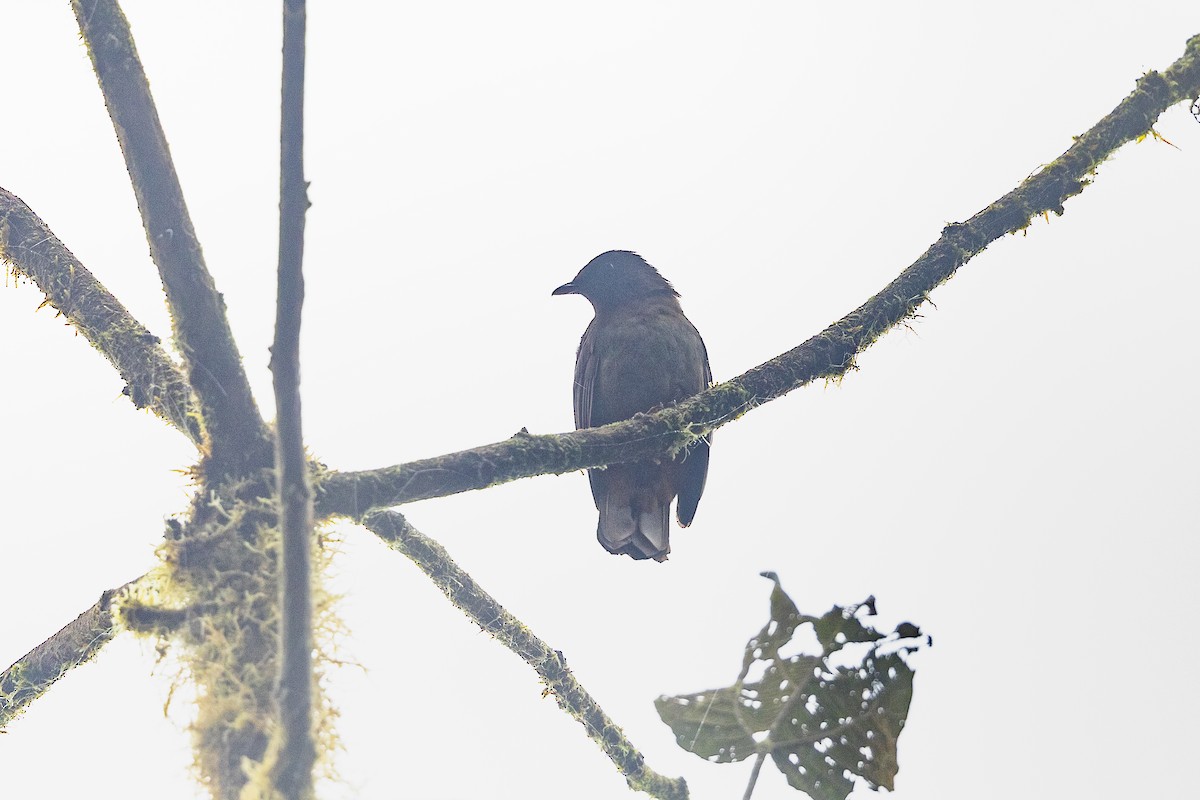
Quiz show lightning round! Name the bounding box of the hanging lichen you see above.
[118,468,342,800]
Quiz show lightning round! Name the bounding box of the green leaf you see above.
[742,571,812,672]
[656,575,928,800]
[654,687,758,763]
[811,597,882,653]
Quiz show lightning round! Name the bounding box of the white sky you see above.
[2,3,1199,799]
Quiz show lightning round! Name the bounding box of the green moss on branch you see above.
[0,188,202,443]
[363,510,689,800]
[318,33,1200,519]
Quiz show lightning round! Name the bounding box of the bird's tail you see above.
[598,494,671,562]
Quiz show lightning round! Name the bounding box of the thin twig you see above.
[317,32,1200,519]
[361,510,689,800]
[0,188,201,443]
[270,0,315,796]
[0,577,143,728]
[71,0,270,476]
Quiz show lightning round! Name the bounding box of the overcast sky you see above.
[3,3,1199,800]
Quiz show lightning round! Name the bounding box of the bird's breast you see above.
[588,304,708,426]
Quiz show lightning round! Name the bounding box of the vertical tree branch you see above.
[71,0,270,476]
[270,0,315,797]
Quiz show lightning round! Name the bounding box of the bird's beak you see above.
[551,282,577,296]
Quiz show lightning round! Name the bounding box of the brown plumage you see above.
[553,250,711,561]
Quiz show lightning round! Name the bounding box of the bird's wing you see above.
[573,320,609,510]
[675,320,712,527]
[573,319,598,430]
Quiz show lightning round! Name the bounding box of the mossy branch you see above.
[318,32,1200,520]
[0,577,142,728]
[0,188,201,444]
[362,510,689,800]
[71,0,270,477]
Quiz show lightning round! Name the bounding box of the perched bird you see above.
[552,250,711,561]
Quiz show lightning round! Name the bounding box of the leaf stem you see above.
[742,752,768,800]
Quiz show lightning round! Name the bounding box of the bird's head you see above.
[552,250,679,311]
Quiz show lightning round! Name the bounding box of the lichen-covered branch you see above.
[0,577,142,728]
[0,188,201,444]
[319,32,1200,520]
[72,0,270,476]
[361,510,689,800]
[270,1,316,797]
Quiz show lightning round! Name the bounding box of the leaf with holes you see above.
[655,574,928,800]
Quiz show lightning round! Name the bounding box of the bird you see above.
[552,250,711,561]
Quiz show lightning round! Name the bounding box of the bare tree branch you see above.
[270,0,316,796]
[0,188,201,444]
[318,33,1200,520]
[361,510,689,800]
[71,0,270,476]
[0,577,142,728]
